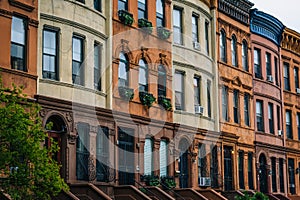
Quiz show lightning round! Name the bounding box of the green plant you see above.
[138,18,153,34]
[118,10,134,26]
[158,96,172,111]
[141,175,160,186]
[118,86,134,101]
[235,192,269,200]
[139,91,156,107]
[157,27,171,40]
[161,176,176,190]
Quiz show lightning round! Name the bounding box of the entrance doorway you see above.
[179,138,189,188]
[259,154,268,193]
[118,127,134,185]
[224,146,233,191]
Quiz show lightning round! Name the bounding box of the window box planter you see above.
[118,86,134,101]
[158,96,172,111]
[138,18,153,34]
[141,175,160,186]
[139,91,156,107]
[118,10,134,26]
[157,27,171,40]
[160,176,176,190]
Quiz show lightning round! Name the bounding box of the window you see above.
[268,103,274,134]
[222,86,228,121]
[297,113,300,140]
[94,43,101,90]
[198,144,207,178]
[144,138,153,175]
[266,53,272,77]
[72,36,84,85]
[284,63,290,91]
[192,15,199,43]
[159,140,168,177]
[158,65,166,96]
[231,35,237,66]
[43,29,58,80]
[11,16,26,71]
[138,0,147,19]
[194,76,200,106]
[274,57,279,86]
[207,81,211,118]
[286,110,292,139]
[173,8,182,45]
[277,105,281,132]
[248,152,254,189]
[139,59,148,92]
[220,30,226,62]
[233,90,239,123]
[256,100,264,132]
[205,21,209,54]
[76,123,90,180]
[175,71,184,110]
[96,127,109,181]
[118,52,129,87]
[238,151,244,189]
[244,93,250,126]
[271,157,277,192]
[118,0,127,11]
[156,0,164,27]
[294,67,299,91]
[279,158,284,193]
[288,158,296,194]
[242,40,248,71]
[94,0,101,12]
[254,48,261,79]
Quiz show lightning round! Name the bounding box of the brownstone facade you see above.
[0,0,38,97]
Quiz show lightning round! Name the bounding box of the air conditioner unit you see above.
[267,75,273,82]
[199,177,211,187]
[193,41,200,50]
[278,130,282,136]
[296,88,300,94]
[195,105,204,115]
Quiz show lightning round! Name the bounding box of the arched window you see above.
[139,59,148,92]
[144,138,153,175]
[118,52,129,87]
[160,139,168,177]
[158,65,167,96]
[231,35,237,66]
[220,30,226,62]
[156,0,164,27]
[242,40,248,71]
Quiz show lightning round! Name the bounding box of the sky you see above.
[250,0,300,33]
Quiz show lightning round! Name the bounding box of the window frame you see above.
[144,137,153,175]
[294,67,299,91]
[284,62,291,91]
[42,27,59,80]
[220,30,227,62]
[94,0,101,12]
[222,86,229,121]
[233,89,239,124]
[138,0,147,19]
[192,14,199,43]
[242,40,248,71]
[118,0,127,11]
[286,110,292,139]
[266,52,272,77]
[72,35,84,85]
[254,48,262,79]
[207,80,212,118]
[297,112,300,141]
[158,65,167,97]
[175,71,184,110]
[256,100,264,132]
[138,59,148,92]
[231,35,237,67]
[159,139,168,177]
[173,7,183,45]
[193,76,201,106]
[205,21,210,55]
[244,93,250,126]
[94,42,102,90]
[118,52,129,87]
[156,0,165,27]
[268,103,274,134]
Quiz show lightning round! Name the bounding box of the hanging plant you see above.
[158,96,172,111]
[157,27,171,40]
[138,18,153,34]
[118,10,134,26]
[118,86,134,101]
[139,91,156,107]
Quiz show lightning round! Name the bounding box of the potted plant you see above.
[138,18,153,34]
[141,175,160,186]
[118,86,134,101]
[158,96,172,111]
[118,10,134,26]
[139,91,156,107]
[160,176,176,190]
[157,27,171,40]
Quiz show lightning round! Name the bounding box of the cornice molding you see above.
[281,28,300,56]
[173,0,212,20]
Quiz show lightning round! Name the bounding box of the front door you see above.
[259,154,268,193]
[179,151,189,188]
[118,128,134,185]
[224,146,233,191]
[46,131,62,164]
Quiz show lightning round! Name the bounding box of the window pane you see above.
[144,138,153,175]
[160,140,167,177]
[43,55,55,72]
[94,43,101,90]
[73,37,82,62]
[194,77,200,105]
[118,0,127,10]
[139,60,148,91]
[11,17,25,45]
[43,30,56,55]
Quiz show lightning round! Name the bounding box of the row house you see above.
[216,0,255,192]
[281,27,300,197]
[250,9,286,195]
